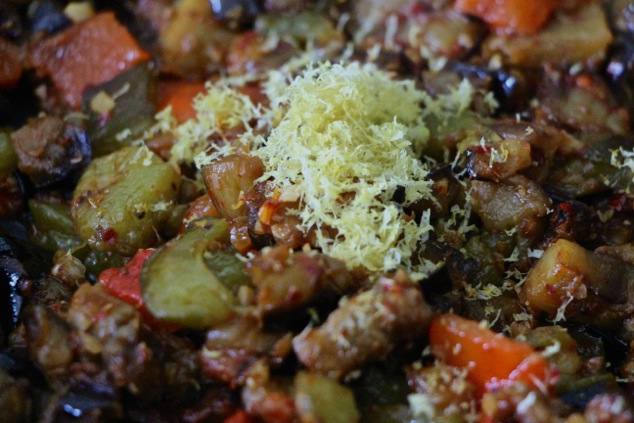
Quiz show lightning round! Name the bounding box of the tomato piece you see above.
[429,313,551,394]
[157,79,206,123]
[30,12,150,109]
[99,249,153,308]
[454,0,557,35]
[99,249,178,331]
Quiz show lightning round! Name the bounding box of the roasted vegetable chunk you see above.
[71,145,180,256]
[141,220,247,328]
[522,239,634,327]
[10,116,90,187]
[202,154,265,219]
[248,245,358,315]
[293,271,431,380]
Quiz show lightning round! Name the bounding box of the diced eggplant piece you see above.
[10,116,91,187]
[201,314,292,384]
[248,245,358,315]
[536,74,630,136]
[0,237,25,344]
[22,305,73,376]
[522,239,634,327]
[0,367,30,423]
[141,220,246,328]
[0,172,24,220]
[158,0,237,78]
[468,175,551,238]
[466,138,533,181]
[446,61,534,113]
[483,3,612,68]
[294,371,360,423]
[83,64,157,157]
[71,145,180,256]
[202,154,265,219]
[293,271,431,380]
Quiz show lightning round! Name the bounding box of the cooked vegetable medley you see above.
[3,0,634,422]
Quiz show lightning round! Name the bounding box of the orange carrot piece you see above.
[0,37,22,89]
[30,12,150,109]
[157,79,206,123]
[454,0,557,35]
[429,313,551,394]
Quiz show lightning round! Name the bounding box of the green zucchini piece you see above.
[83,64,157,157]
[294,371,360,423]
[71,145,180,256]
[29,199,83,252]
[141,220,238,328]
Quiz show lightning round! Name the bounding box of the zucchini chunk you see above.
[71,145,180,256]
[141,220,246,328]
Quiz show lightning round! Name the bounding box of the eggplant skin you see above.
[0,242,25,345]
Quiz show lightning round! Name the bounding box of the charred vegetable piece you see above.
[429,313,551,394]
[29,12,150,109]
[248,245,357,315]
[71,145,180,256]
[294,371,360,423]
[141,220,244,328]
[521,239,634,326]
[83,64,157,157]
[10,116,91,187]
[202,154,265,218]
[158,0,237,78]
[0,237,25,344]
[201,314,292,384]
[293,271,431,380]
[22,305,73,376]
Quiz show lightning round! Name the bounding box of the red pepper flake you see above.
[545,284,556,294]
[100,227,118,245]
[559,202,574,215]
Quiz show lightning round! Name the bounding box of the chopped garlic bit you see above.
[89,91,115,115]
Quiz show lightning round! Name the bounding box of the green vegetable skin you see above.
[71,145,180,256]
[141,220,245,328]
[29,199,82,252]
[83,64,157,157]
